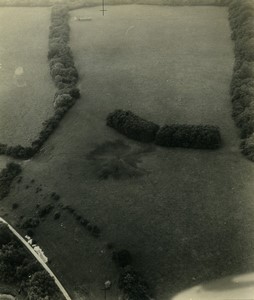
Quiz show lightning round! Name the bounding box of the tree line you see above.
[107,109,222,150]
[228,0,254,161]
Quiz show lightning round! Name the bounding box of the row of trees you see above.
[107,109,222,150]
[107,109,160,143]
[0,5,80,160]
[155,124,221,149]
[0,223,60,299]
[228,0,254,161]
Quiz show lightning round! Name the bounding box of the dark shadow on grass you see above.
[86,139,155,179]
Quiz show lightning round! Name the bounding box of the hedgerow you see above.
[155,124,222,149]
[106,110,160,143]
[0,5,80,160]
[107,110,222,150]
[228,0,254,161]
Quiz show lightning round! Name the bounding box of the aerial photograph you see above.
[0,0,254,299]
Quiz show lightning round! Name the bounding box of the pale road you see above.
[0,217,72,300]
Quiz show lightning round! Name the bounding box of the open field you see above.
[0,8,55,146]
[1,4,254,300]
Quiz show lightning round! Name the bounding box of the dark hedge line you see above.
[228,0,254,161]
[0,5,80,160]
[155,124,222,149]
[63,205,101,238]
[106,110,160,143]
[0,223,60,299]
[0,163,22,200]
[107,110,222,150]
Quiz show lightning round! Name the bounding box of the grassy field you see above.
[0,8,55,146]
[2,5,254,300]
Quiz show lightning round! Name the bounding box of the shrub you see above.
[91,225,101,238]
[12,203,19,210]
[0,241,27,283]
[54,86,80,100]
[107,110,160,143]
[16,260,40,282]
[118,265,150,300]
[20,217,39,229]
[54,212,61,220]
[0,223,12,247]
[0,163,22,200]
[26,270,58,300]
[112,249,132,268]
[5,145,34,159]
[37,204,54,218]
[54,94,74,109]
[51,192,60,201]
[241,133,254,161]
[0,143,7,155]
[155,124,221,149]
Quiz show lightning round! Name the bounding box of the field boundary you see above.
[228,0,254,161]
[0,5,80,161]
[0,217,72,300]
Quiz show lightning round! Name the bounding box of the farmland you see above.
[1,3,254,300]
[0,7,55,146]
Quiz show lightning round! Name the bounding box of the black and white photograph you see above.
[0,0,254,299]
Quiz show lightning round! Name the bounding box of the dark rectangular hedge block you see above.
[106,110,160,143]
[155,124,222,149]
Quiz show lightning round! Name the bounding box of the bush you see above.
[54,86,80,100]
[54,212,61,220]
[112,249,132,268]
[12,203,19,210]
[51,192,60,201]
[20,217,39,229]
[155,124,221,149]
[54,94,75,109]
[0,242,26,283]
[0,223,12,247]
[26,270,58,300]
[107,110,160,143]
[0,163,22,200]
[37,204,54,218]
[241,133,254,161]
[5,145,34,159]
[118,265,150,300]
